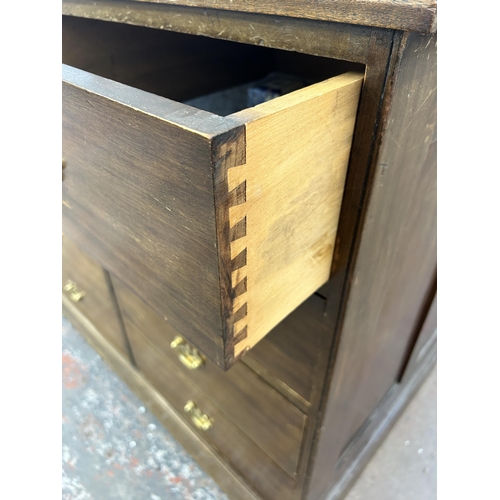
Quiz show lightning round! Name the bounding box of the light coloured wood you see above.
[227,72,363,357]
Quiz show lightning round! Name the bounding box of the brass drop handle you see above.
[184,400,213,431]
[63,280,86,303]
[170,336,204,370]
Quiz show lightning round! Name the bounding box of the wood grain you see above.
[113,258,327,412]
[62,64,246,368]
[62,1,373,64]
[135,0,437,32]
[128,327,297,499]
[63,35,363,368]
[296,29,398,500]
[59,9,440,499]
[63,15,275,102]
[63,260,436,500]
[112,276,307,478]
[64,0,437,33]
[306,31,437,500]
[242,293,326,408]
[62,298,263,500]
[401,288,437,385]
[228,72,363,358]
[324,344,436,500]
[62,235,129,358]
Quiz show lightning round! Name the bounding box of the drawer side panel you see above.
[228,72,363,359]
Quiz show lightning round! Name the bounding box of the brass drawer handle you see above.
[63,280,86,303]
[170,336,204,370]
[184,400,213,431]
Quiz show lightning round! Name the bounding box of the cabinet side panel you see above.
[307,31,436,500]
[401,289,437,384]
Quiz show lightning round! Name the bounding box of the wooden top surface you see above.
[125,0,437,33]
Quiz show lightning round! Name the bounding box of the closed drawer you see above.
[113,276,307,479]
[128,327,297,500]
[114,270,325,408]
[62,235,127,358]
[62,16,363,369]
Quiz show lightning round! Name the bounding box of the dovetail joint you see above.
[228,172,248,346]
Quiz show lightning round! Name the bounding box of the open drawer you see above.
[62,16,363,369]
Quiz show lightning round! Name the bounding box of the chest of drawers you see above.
[62,2,437,498]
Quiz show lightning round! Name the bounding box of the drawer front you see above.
[113,277,307,478]
[62,65,232,367]
[62,18,362,369]
[62,236,127,357]
[113,269,325,407]
[128,327,296,500]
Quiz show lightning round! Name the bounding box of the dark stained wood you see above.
[103,269,137,367]
[112,256,328,413]
[130,0,437,33]
[211,127,248,367]
[62,0,373,63]
[324,344,436,500]
[62,64,245,368]
[62,235,129,358]
[129,327,297,500]
[318,29,403,306]
[242,294,326,406]
[296,28,399,498]
[306,31,437,500]
[329,29,400,279]
[63,0,437,33]
[62,20,363,369]
[62,298,263,500]
[274,51,364,82]
[112,276,307,478]
[61,7,438,500]
[64,275,436,500]
[401,289,437,385]
[62,15,276,102]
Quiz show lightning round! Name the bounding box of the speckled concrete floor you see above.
[62,317,228,500]
[344,366,437,500]
[62,316,436,500]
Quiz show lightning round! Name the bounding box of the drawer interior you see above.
[62,16,363,116]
